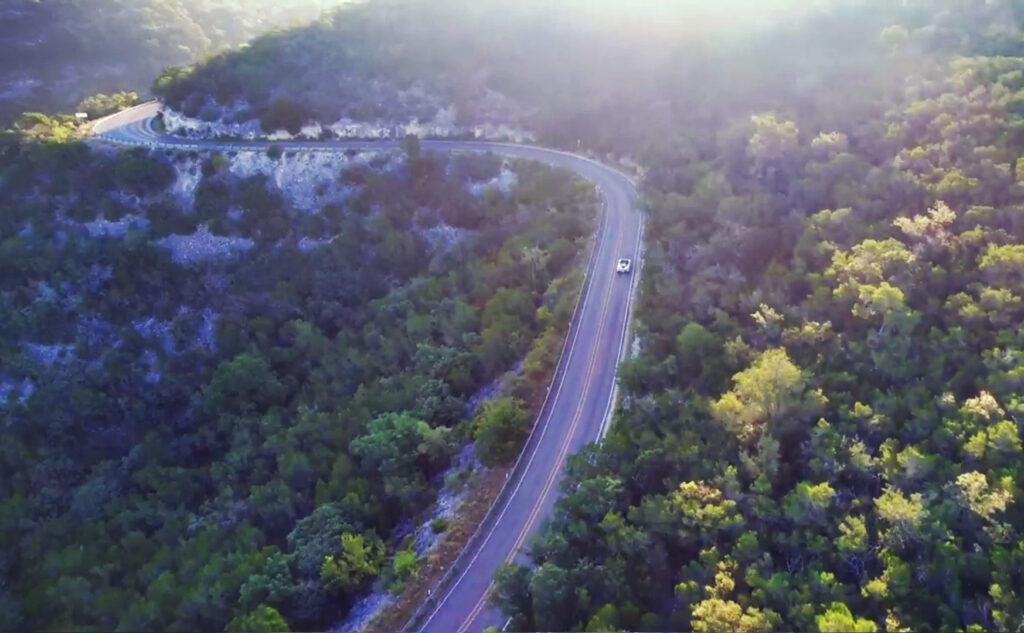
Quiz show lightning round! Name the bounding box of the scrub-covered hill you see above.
[152,0,1016,154]
[0,0,352,126]
[0,136,594,631]
[152,0,813,150]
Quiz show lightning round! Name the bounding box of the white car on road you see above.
[616,258,632,274]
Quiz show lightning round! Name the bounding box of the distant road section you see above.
[92,102,643,633]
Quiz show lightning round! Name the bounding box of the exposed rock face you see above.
[161,103,535,143]
[468,165,518,195]
[163,105,264,139]
[170,155,203,202]
[85,213,149,237]
[155,224,255,264]
[226,148,382,212]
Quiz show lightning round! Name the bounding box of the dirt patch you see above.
[362,464,509,633]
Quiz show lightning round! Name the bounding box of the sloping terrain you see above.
[0,138,594,631]
[0,0,351,126]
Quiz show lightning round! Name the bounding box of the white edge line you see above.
[415,176,614,632]
[449,173,633,632]
[597,197,644,441]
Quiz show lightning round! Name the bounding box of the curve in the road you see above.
[91,103,643,633]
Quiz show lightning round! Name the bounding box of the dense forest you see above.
[10,0,1024,631]
[0,0,351,127]
[488,2,1024,633]
[0,134,594,631]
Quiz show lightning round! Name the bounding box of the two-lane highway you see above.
[91,103,642,633]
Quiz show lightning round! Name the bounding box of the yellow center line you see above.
[456,197,625,632]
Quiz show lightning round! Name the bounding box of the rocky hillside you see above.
[0,136,594,631]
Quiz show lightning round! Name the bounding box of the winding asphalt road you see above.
[92,103,642,633]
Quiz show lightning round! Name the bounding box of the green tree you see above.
[586,604,625,632]
[225,604,290,632]
[954,471,1013,519]
[76,92,139,118]
[875,487,927,545]
[691,598,772,633]
[350,412,453,510]
[528,562,576,632]
[710,348,824,445]
[980,244,1024,287]
[202,352,286,417]
[747,113,800,180]
[836,516,868,557]
[474,397,531,466]
[402,134,421,159]
[392,548,419,581]
[815,602,876,633]
[287,503,358,579]
[12,112,77,142]
[782,481,835,526]
[239,551,293,610]
[480,287,537,374]
[320,532,385,595]
[261,97,308,134]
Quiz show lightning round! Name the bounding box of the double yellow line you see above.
[455,195,626,632]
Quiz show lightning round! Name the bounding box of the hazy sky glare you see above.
[237,0,837,47]
[537,0,827,19]
[238,0,836,22]
[522,0,837,49]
